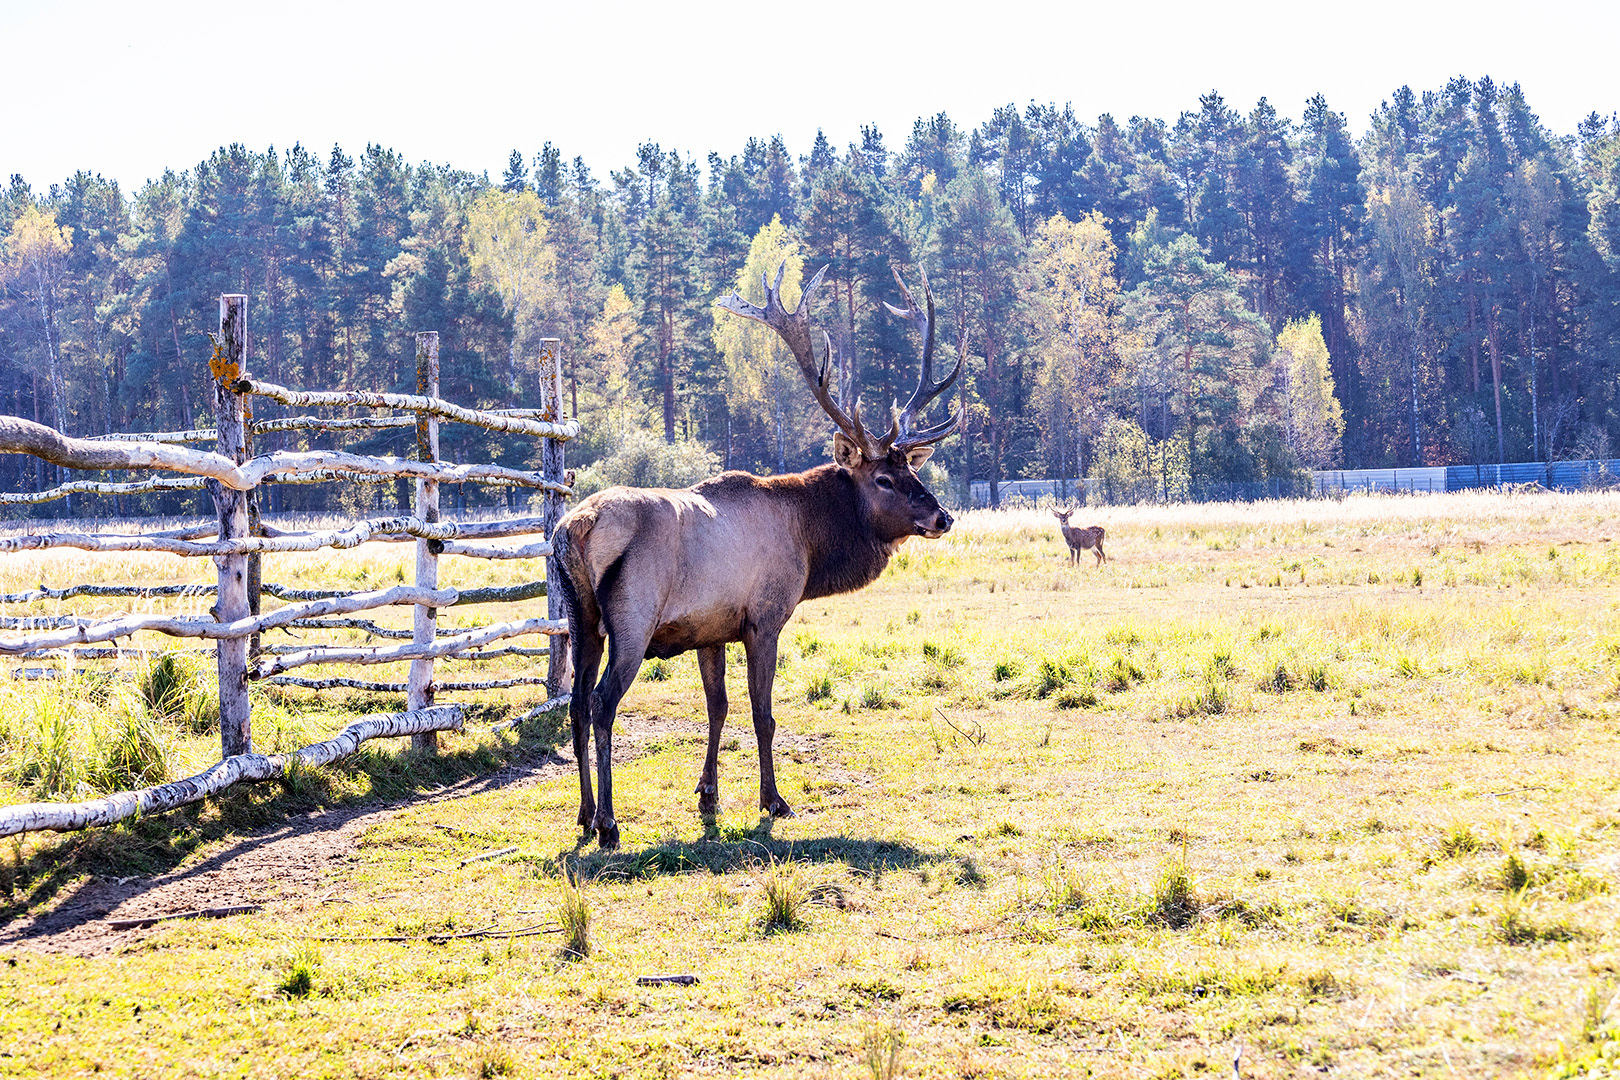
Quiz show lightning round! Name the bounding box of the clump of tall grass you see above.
[557,868,591,958]
[0,680,171,799]
[138,650,219,733]
[276,941,322,998]
[757,857,807,933]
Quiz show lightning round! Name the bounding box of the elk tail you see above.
[549,519,593,659]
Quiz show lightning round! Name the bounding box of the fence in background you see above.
[967,459,1620,506]
[0,294,576,838]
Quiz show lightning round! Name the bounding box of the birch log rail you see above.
[235,378,581,440]
[250,620,565,677]
[0,586,460,653]
[0,706,464,838]
[0,292,575,837]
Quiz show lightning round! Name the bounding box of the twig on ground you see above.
[106,904,261,930]
[312,921,561,943]
[636,974,700,986]
[458,846,519,867]
[936,706,986,746]
[1487,786,1546,798]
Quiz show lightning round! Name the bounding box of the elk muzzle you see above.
[917,509,953,539]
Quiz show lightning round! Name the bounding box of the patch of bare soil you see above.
[0,711,741,958]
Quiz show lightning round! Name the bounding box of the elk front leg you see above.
[695,645,727,815]
[743,630,793,818]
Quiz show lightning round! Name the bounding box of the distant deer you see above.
[1053,508,1107,566]
[551,265,960,850]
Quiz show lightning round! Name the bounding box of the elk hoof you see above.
[695,783,719,815]
[577,803,596,830]
[762,795,795,819]
[592,812,619,851]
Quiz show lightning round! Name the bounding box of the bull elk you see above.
[551,265,960,849]
[1053,508,1107,566]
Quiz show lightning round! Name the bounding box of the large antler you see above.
[879,267,962,454]
[715,263,881,459]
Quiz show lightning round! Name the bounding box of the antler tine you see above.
[714,262,880,459]
[879,266,963,454]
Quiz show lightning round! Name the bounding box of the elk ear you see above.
[904,445,935,470]
[832,432,866,470]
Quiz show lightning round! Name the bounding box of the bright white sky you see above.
[3,0,1617,194]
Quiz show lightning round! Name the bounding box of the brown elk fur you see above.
[553,452,953,852]
[1053,508,1107,566]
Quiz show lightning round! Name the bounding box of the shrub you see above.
[572,430,719,497]
[805,674,833,702]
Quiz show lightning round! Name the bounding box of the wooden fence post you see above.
[538,338,568,698]
[210,295,253,758]
[408,331,441,752]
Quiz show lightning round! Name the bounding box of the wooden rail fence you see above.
[0,294,575,838]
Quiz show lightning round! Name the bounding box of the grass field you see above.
[1,491,1618,1078]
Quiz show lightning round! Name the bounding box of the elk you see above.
[550,265,960,849]
[1053,508,1107,566]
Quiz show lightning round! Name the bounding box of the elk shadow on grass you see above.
[0,702,572,942]
[556,820,966,886]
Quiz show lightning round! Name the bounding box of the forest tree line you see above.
[4,75,1620,515]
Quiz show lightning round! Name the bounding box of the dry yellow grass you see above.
[0,490,1617,1078]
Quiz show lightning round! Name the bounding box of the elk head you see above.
[716,263,961,542]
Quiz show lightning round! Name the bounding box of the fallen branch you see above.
[491,695,571,731]
[0,585,458,654]
[458,846,519,868]
[313,921,561,944]
[636,975,700,986]
[106,904,261,930]
[0,705,464,837]
[236,379,580,441]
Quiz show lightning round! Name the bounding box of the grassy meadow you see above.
[1,491,1618,1078]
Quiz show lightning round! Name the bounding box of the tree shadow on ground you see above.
[0,702,570,936]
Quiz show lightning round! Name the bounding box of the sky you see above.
[3,0,1618,194]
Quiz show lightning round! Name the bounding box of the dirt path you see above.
[0,714,724,958]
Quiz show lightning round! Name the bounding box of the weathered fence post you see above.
[209,295,253,758]
[538,338,569,698]
[408,331,441,752]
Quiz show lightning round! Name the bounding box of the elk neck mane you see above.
[696,463,895,602]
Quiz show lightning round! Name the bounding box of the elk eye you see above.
[875,475,894,490]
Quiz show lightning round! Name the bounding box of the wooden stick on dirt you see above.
[636,974,701,987]
[106,904,262,930]
[457,846,519,867]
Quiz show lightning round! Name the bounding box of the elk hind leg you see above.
[569,627,605,830]
[588,628,650,851]
[695,645,726,816]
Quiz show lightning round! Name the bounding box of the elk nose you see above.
[935,510,953,533]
